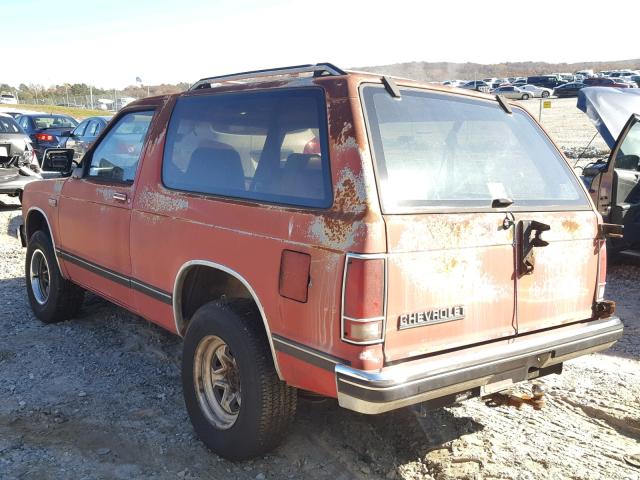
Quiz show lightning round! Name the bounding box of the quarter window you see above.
[86,111,153,183]
[162,89,332,208]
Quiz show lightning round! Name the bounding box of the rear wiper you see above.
[491,197,513,208]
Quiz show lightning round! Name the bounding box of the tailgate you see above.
[383,212,516,362]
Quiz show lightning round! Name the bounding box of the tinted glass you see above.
[616,120,640,170]
[362,86,589,212]
[87,111,153,183]
[31,115,78,129]
[0,116,22,133]
[73,120,88,136]
[86,120,99,136]
[162,89,332,208]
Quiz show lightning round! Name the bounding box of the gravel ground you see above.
[1,100,639,479]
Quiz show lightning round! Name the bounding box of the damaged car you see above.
[0,113,40,203]
[578,87,640,251]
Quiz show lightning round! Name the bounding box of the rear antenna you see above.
[383,76,401,99]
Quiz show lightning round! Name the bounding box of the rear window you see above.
[0,116,21,134]
[162,88,332,208]
[362,85,590,212]
[31,116,78,129]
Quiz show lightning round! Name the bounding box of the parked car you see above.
[632,75,640,87]
[0,114,39,202]
[460,80,490,92]
[583,77,632,89]
[526,75,567,89]
[518,84,553,98]
[14,114,78,161]
[578,87,640,251]
[18,63,622,460]
[553,82,585,98]
[64,116,112,162]
[492,85,532,99]
[0,93,18,105]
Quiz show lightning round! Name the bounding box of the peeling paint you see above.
[138,188,188,213]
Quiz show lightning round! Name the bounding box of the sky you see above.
[1,0,638,89]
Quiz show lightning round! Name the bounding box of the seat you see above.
[278,153,325,200]
[185,147,245,194]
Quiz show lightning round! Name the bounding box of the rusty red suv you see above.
[19,63,623,460]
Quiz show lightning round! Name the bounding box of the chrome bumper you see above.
[336,317,623,414]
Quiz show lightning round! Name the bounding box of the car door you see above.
[58,109,155,309]
[598,115,640,245]
[66,120,88,160]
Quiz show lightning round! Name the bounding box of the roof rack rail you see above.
[189,63,347,90]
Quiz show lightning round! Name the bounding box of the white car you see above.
[518,84,553,98]
[0,93,18,105]
[491,86,532,100]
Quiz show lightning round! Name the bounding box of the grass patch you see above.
[3,104,111,119]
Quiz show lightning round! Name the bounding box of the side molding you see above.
[173,260,283,380]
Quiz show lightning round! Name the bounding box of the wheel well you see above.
[177,265,256,336]
[26,210,48,240]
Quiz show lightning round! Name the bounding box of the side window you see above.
[94,121,104,136]
[162,89,332,208]
[87,111,153,183]
[615,121,640,171]
[85,120,99,137]
[19,117,30,131]
[73,120,88,137]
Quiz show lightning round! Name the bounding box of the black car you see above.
[64,116,112,161]
[460,80,491,93]
[15,114,78,161]
[554,82,586,98]
[526,75,567,89]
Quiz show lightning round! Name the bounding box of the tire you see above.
[522,94,530,100]
[541,91,550,98]
[25,230,84,323]
[17,190,23,204]
[182,299,297,460]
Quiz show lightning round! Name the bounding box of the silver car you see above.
[0,114,40,203]
[492,85,532,100]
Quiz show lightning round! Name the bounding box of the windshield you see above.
[362,85,590,212]
[31,116,78,129]
[0,116,22,134]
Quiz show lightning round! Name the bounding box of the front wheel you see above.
[541,91,550,98]
[522,93,530,100]
[182,300,297,460]
[25,230,84,323]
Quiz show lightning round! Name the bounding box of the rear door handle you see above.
[113,192,127,202]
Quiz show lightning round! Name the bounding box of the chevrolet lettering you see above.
[399,305,466,329]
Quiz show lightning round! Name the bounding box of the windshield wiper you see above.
[491,197,513,208]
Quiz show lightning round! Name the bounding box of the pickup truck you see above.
[19,63,623,460]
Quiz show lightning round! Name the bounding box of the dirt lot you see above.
[1,100,639,480]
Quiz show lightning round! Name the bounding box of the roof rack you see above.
[189,63,347,90]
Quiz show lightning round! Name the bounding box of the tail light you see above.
[35,133,55,142]
[596,240,607,301]
[303,136,320,155]
[341,254,386,344]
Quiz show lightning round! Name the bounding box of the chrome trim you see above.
[173,260,283,379]
[272,334,348,372]
[343,315,385,323]
[335,317,623,414]
[26,207,63,274]
[340,253,388,345]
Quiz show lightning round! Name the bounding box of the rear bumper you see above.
[336,317,623,414]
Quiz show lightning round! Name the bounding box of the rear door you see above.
[361,85,596,362]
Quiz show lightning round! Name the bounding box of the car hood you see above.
[577,87,640,148]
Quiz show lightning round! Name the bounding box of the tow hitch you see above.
[485,383,547,411]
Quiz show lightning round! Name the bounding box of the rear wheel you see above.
[522,93,530,100]
[25,230,84,323]
[182,300,297,460]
